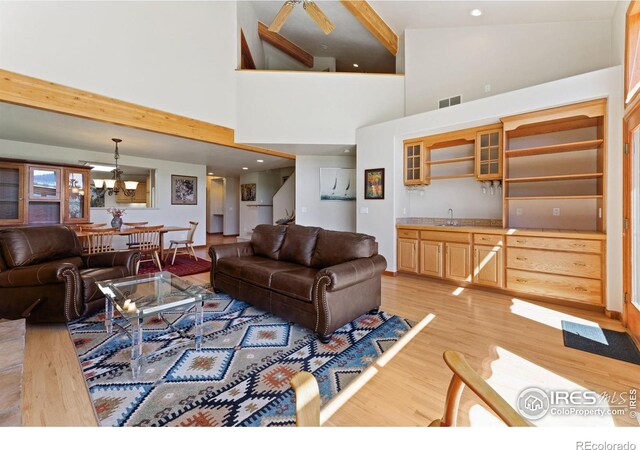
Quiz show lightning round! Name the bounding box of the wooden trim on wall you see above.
[339,1,398,56]
[625,1,640,106]
[383,270,399,277]
[0,69,296,160]
[257,21,314,68]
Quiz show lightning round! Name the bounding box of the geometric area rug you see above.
[67,284,413,426]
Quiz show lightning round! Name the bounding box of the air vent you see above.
[438,95,462,109]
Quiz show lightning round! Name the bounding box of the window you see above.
[626,1,640,104]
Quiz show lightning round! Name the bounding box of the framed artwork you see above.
[364,168,385,200]
[319,168,356,201]
[171,175,197,205]
[90,185,105,207]
[241,183,257,201]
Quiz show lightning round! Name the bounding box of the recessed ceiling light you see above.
[470,8,482,17]
[257,159,264,163]
[320,44,328,50]
[242,167,249,170]
[208,172,213,175]
[353,63,359,68]
[344,149,351,153]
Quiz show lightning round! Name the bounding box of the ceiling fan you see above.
[268,0,335,35]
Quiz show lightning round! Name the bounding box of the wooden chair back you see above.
[429,351,532,427]
[129,225,163,251]
[290,371,320,427]
[123,221,148,229]
[84,228,116,254]
[186,221,198,243]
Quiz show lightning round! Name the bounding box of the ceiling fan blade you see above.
[268,2,296,33]
[303,1,335,35]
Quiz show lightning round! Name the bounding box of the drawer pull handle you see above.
[516,240,526,244]
[573,262,586,267]
[572,244,586,248]
[516,257,527,261]
[574,287,588,292]
[516,278,528,283]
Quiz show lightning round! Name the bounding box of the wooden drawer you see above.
[507,248,602,279]
[474,234,504,246]
[420,231,470,243]
[398,229,419,239]
[506,236,602,254]
[506,269,602,305]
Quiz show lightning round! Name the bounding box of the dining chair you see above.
[129,225,164,272]
[122,221,149,248]
[84,227,116,254]
[165,221,199,265]
[78,223,107,231]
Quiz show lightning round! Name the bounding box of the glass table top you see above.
[97,271,203,319]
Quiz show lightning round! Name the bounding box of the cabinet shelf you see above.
[425,156,475,165]
[505,173,603,183]
[426,173,475,181]
[506,195,603,200]
[505,139,603,158]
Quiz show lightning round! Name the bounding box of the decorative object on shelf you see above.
[364,168,385,200]
[92,139,139,197]
[275,209,295,225]
[241,183,257,202]
[171,175,198,205]
[319,168,356,201]
[107,207,126,231]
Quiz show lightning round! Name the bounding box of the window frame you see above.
[625,1,640,105]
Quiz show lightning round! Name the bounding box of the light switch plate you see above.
[360,207,369,214]
[516,208,523,216]
[552,208,560,216]
[301,207,308,213]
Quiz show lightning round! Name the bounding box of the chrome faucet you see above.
[446,208,456,226]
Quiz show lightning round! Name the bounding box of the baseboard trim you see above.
[605,309,622,321]
[223,234,240,237]
[383,271,398,277]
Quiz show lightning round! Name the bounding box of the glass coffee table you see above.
[97,272,206,378]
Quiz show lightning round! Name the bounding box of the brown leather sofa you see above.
[0,226,140,323]
[209,224,386,342]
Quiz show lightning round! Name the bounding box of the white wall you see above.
[223,176,240,236]
[0,1,238,127]
[612,1,630,67]
[238,1,265,69]
[296,155,356,232]
[238,170,282,239]
[235,71,405,145]
[273,172,295,225]
[207,177,225,233]
[263,44,336,72]
[0,139,207,247]
[356,66,624,312]
[405,20,614,115]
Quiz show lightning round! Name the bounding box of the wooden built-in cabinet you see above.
[0,158,91,226]
[403,142,424,185]
[397,226,605,308]
[475,128,502,180]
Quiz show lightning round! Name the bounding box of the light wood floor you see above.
[22,234,640,426]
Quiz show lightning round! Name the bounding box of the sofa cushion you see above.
[250,224,287,259]
[0,226,83,268]
[278,224,321,267]
[311,230,378,269]
[217,256,272,278]
[271,267,318,303]
[80,266,128,303]
[241,260,301,289]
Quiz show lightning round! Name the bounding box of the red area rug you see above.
[138,254,211,277]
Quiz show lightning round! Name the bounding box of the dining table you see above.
[75,226,191,260]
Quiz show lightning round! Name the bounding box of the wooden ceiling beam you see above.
[258,21,314,68]
[0,69,295,160]
[340,0,398,56]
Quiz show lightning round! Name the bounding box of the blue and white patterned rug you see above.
[68,284,413,426]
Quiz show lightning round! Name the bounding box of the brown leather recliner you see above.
[209,224,387,343]
[0,226,140,323]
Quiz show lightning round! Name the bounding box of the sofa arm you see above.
[317,255,387,292]
[208,242,254,265]
[0,261,78,288]
[82,250,140,275]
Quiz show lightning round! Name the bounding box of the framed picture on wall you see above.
[171,175,197,205]
[364,168,385,200]
[90,185,105,207]
[241,183,257,201]
[319,168,356,201]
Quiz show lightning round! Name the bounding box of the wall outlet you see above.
[402,208,407,215]
[360,207,369,214]
[484,84,491,93]
[301,207,308,213]
[552,208,560,216]
[516,208,523,216]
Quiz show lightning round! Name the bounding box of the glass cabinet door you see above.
[64,169,89,222]
[0,163,25,224]
[404,142,424,185]
[29,166,61,200]
[475,129,502,180]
